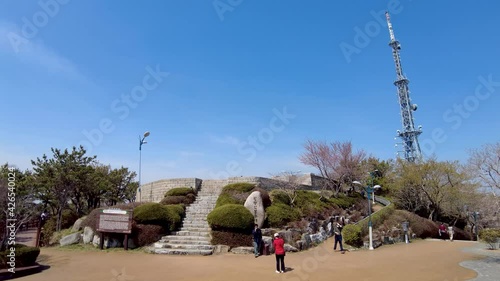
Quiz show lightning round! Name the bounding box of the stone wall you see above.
[137,178,202,203]
[137,173,325,203]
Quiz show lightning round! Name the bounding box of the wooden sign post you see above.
[97,209,133,250]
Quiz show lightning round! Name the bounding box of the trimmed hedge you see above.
[215,183,256,208]
[210,230,252,247]
[266,203,301,228]
[165,187,196,197]
[133,224,166,247]
[160,194,195,205]
[133,203,182,231]
[207,204,254,231]
[0,244,40,269]
[342,224,363,247]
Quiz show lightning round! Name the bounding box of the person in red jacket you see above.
[272,233,286,273]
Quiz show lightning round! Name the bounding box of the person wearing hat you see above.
[272,232,286,273]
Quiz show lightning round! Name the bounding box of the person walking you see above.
[333,220,345,253]
[272,233,286,273]
[439,223,447,240]
[448,226,454,242]
[252,224,262,257]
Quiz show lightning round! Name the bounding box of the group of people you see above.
[252,218,347,273]
[438,223,455,241]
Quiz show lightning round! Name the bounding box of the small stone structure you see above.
[244,191,265,228]
[137,174,326,203]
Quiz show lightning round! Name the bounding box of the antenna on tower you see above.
[385,11,423,162]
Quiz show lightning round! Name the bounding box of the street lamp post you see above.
[353,179,381,250]
[138,131,150,202]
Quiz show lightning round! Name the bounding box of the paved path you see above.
[459,241,500,281]
[12,238,485,281]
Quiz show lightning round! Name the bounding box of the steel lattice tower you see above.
[385,11,423,162]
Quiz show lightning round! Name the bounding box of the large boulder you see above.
[71,217,87,232]
[60,232,81,246]
[83,226,94,244]
[243,191,265,228]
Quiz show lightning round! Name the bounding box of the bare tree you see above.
[467,142,500,196]
[271,171,302,206]
[299,140,366,195]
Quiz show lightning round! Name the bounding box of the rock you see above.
[262,236,274,253]
[284,244,298,252]
[213,245,231,255]
[71,217,86,232]
[296,240,303,251]
[261,228,277,236]
[310,233,325,244]
[244,191,265,228]
[92,234,100,247]
[49,232,60,246]
[60,232,81,246]
[230,247,254,254]
[301,233,312,250]
[83,227,94,244]
[281,230,294,245]
[327,222,333,236]
[307,218,319,234]
[213,245,230,254]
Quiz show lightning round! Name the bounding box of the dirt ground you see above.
[9,237,488,281]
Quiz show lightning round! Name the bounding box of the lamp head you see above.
[144,131,150,138]
[373,185,381,189]
[352,181,362,186]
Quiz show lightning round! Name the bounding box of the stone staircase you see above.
[151,180,225,255]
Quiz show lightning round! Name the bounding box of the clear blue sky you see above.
[1,0,499,184]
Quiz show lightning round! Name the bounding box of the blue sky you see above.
[1,0,499,184]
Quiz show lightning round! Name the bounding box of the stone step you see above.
[182,223,209,228]
[180,227,211,232]
[161,235,211,242]
[185,208,214,212]
[160,239,211,245]
[152,248,213,255]
[183,217,209,221]
[174,230,210,237]
[156,243,214,250]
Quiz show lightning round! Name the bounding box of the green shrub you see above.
[269,190,291,205]
[160,194,195,205]
[479,228,500,249]
[0,244,40,269]
[343,224,363,247]
[359,204,395,236]
[221,182,256,193]
[165,187,196,197]
[133,203,170,226]
[329,194,359,209]
[210,230,252,247]
[132,224,166,247]
[266,203,301,228]
[164,205,183,231]
[295,190,332,217]
[215,183,257,208]
[207,204,254,231]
